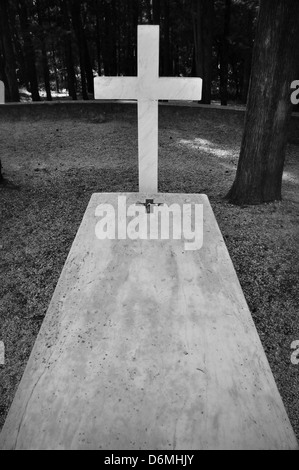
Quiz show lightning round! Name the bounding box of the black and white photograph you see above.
[0,0,298,452]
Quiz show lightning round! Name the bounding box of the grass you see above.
[0,105,298,442]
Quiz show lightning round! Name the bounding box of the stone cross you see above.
[0,81,4,104]
[94,26,202,193]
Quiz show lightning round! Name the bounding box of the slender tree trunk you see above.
[12,18,29,91]
[0,0,19,102]
[220,0,231,106]
[52,45,60,93]
[153,0,160,24]
[102,2,110,76]
[41,43,52,100]
[95,0,102,75]
[192,0,214,104]
[71,0,88,99]
[83,34,94,95]
[0,46,6,81]
[173,44,179,76]
[132,0,138,75]
[162,0,171,76]
[19,0,41,101]
[145,0,152,23]
[36,0,52,101]
[124,0,137,75]
[61,0,77,100]
[111,0,117,75]
[0,38,9,96]
[226,0,299,205]
[102,0,117,76]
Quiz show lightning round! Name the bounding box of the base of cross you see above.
[0,193,297,450]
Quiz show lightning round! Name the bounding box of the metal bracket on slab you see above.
[136,199,164,214]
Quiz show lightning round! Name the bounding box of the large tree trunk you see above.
[0,0,20,102]
[19,0,41,101]
[226,0,299,205]
[192,0,214,104]
[220,0,231,106]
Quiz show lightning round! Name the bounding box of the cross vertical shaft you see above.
[138,100,158,193]
[138,26,159,193]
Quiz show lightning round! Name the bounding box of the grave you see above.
[0,81,4,104]
[0,26,298,451]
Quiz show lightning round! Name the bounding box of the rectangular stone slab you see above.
[0,193,297,450]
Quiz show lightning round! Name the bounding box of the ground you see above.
[0,105,298,442]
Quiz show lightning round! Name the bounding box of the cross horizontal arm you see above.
[155,77,202,101]
[94,77,138,100]
[94,76,202,102]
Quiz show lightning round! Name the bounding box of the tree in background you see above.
[0,0,260,102]
[36,0,52,101]
[227,0,299,205]
[192,0,214,104]
[219,0,231,105]
[0,0,20,102]
[18,0,41,101]
[61,0,77,100]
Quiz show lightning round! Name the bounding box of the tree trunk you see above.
[124,0,138,76]
[61,0,77,100]
[12,17,30,91]
[83,33,94,95]
[220,0,231,106]
[111,0,118,76]
[95,0,102,75]
[0,0,20,102]
[36,0,52,101]
[132,0,138,74]
[145,0,152,23]
[71,0,88,99]
[153,0,160,24]
[52,45,60,93]
[192,0,214,104]
[162,0,171,76]
[226,0,299,205]
[41,41,52,100]
[102,0,117,76]
[19,0,41,101]
[0,41,9,94]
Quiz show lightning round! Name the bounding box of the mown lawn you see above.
[0,105,298,440]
